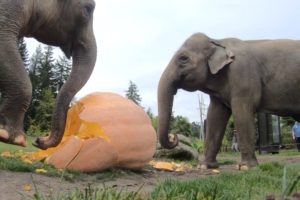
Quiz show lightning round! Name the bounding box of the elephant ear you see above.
[208,41,235,74]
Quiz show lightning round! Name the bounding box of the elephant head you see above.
[157,33,234,149]
[29,0,97,149]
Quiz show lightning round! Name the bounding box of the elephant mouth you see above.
[180,81,198,92]
[61,42,73,59]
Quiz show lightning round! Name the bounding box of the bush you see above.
[191,139,205,153]
[281,126,295,149]
[27,123,46,137]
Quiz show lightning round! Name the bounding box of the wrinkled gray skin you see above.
[158,33,300,168]
[0,0,97,149]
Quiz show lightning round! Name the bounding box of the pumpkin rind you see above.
[31,92,157,172]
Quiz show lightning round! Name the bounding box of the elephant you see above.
[157,32,300,168]
[0,0,97,150]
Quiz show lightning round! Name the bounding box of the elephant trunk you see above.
[157,66,179,149]
[34,33,97,150]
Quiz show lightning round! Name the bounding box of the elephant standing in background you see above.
[0,0,97,149]
[157,33,300,168]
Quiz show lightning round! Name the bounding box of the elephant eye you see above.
[178,55,189,65]
[83,3,95,18]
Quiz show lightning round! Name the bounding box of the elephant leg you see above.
[231,99,258,168]
[0,41,32,146]
[202,97,231,168]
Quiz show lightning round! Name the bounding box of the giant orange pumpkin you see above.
[30,92,157,172]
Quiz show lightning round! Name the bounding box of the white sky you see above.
[25,0,300,123]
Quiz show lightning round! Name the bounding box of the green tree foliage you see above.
[25,45,71,135]
[53,56,72,95]
[146,107,154,119]
[27,89,55,136]
[225,116,235,144]
[39,45,56,92]
[151,116,158,131]
[146,108,159,131]
[18,37,30,70]
[24,45,44,130]
[281,117,295,148]
[125,81,142,106]
[18,38,31,129]
[33,89,55,131]
[171,116,193,137]
[281,117,295,127]
[191,121,201,138]
[28,45,43,103]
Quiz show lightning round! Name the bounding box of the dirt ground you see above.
[1,154,300,200]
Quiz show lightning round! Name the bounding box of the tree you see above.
[38,45,56,92]
[53,56,72,95]
[281,117,295,127]
[24,45,44,130]
[280,116,295,148]
[225,116,235,143]
[27,88,55,136]
[18,37,30,70]
[25,45,72,134]
[125,81,142,106]
[25,45,71,133]
[29,45,43,102]
[191,121,201,138]
[34,88,55,131]
[171,116,193,137]
[146,107,154,119]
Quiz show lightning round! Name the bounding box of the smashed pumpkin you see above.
[30,92,157,172]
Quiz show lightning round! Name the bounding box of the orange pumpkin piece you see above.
[30,92,157,172]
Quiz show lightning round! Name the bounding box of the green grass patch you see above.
[271,149,300,156]
[0,137,38,152]
[32,184,146,200]
[27,162,300,200]
[1,142,299,199]
[0,156,82,182]
[152,162,300,200]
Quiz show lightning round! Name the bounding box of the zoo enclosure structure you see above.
[256,113,281,154]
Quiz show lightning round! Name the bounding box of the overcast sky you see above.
[25,0,300,122]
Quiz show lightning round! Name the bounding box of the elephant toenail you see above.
[14,135,27,147]
[0,129,9,140]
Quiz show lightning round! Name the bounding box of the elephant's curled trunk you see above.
[157,69,179,149]
[33,34,97,150]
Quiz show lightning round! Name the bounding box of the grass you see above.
[29,162,299,200]
[151,162,300,200]
[0,155,83,181]
[0,136,38,152]
[0,138,85,181]
[0,141,299,199]
[31,184,147,200]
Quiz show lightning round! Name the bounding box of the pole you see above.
[198,93,205,140]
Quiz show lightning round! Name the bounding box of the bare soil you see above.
[1,154,299,200]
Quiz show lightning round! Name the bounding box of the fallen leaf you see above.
[22,159,33,164]
[212,169,220,174]
[35,169,48,173]
[23,184,32,192]
[153,161,175,171]
[240,165,249,171]
[1,151,13,158]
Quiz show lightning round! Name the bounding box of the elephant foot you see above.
[0,128,26,147]
[235,164,249,171]
[199,161,219,170]
[236,159,258,171]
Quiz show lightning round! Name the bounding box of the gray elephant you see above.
[0,0,97,149]
[157,32,300,168]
